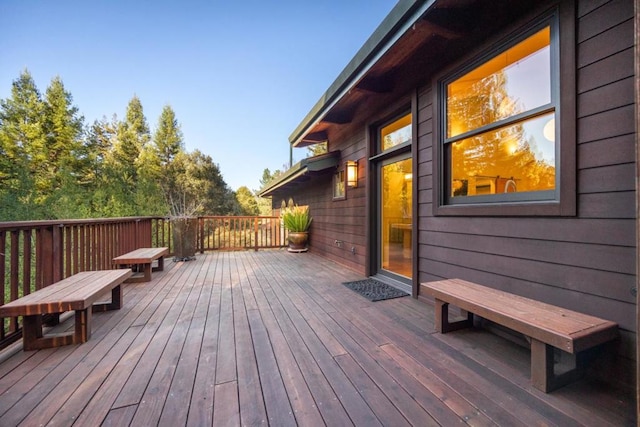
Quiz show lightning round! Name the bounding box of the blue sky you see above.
[0,0,395,191]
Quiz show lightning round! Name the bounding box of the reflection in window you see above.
[381,158,412,278]
[381,114,412,151]
[451,113,555,196]
[333,169,345,199]
[445,25,555,199]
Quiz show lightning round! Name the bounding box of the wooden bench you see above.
[112,247,169,283]
[0,269,132,351]
[421,278,619,392]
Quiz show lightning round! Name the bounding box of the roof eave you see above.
[258,151,341,197]
[288,0,435,147]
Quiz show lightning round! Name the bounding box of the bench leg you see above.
[22,315,43,351]
[530,339,585,392]
[153,256,164,272]
[123,263,152,283]
[74,308,92,344]
[143,263,152,281]
[93,284,123,312]
[435,300,474,333]
[531,339,554,392]
[23,314,76,350]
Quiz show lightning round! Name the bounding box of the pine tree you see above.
[42,76,85,217]
[0,70,47,219]
[105,95,151,216]
[151,105,184,215]
[154,105,183,167]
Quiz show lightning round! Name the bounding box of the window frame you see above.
[433,3,576,217]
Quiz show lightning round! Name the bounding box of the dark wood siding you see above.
[274,127,368,275]
[416,0,635,386]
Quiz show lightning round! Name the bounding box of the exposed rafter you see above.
[301,131,328,144]
[355,75,394,93]
[419,18,465,39]
[322,110,352,125]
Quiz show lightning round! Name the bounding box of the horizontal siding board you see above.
[417,175,432,190]
[578,48,635,93]
[578,163,636,193]
[417,92,431,110]
[422,231,635,275]
[417,104,432,125]
[577,18,634,68]
[417,161,432,177]
[576,104,635,143]
[417,145,432,163]
[578,134,636,169]
[419,217,635,247]
[577,0,633,42]
[418,189,433,205]
[417,132,432,149]
[578,0,612,17]
[578,192,635,218]
[577,77,634,117]
[418,203,433,218]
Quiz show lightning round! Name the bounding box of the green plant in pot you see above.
[281,198,312,252]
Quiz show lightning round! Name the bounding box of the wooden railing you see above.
[0,217,169,347]
[0,215,286,349]
[198,216,288,251]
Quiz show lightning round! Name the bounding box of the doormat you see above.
[342,278,409,302]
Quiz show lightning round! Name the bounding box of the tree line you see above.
[0,70,270,221]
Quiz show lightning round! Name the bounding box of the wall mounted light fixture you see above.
[346,160,358,188]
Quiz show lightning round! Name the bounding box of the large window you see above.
[442,18,563,207]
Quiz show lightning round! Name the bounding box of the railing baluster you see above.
[0,230,4,340]
[9,230,19,332]
[23,230,31,296]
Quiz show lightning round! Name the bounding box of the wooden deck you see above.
[0,251,634,426]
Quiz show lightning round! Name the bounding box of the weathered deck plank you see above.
[0,250,634,426]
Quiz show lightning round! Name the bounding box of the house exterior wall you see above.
[272,126,368,275]
[279,0,636,389]
[416,0,636,386]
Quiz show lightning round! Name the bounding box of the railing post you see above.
[199,217,205,254]
[135,219,140,249]
[52,224,64,282]
[40,227,52,288]
[254,217,259,251]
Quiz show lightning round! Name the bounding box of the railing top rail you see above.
[0,216,167,231]
[199,216,280,220]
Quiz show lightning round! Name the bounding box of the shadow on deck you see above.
[0,250,635,426]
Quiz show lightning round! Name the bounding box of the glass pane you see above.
[451,113,555,197]
[381,114,412,151]
[333,170,345,198]
[381,158,412,278]
[447,27,551,138]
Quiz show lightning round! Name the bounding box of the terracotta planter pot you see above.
[287,231,309,252]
